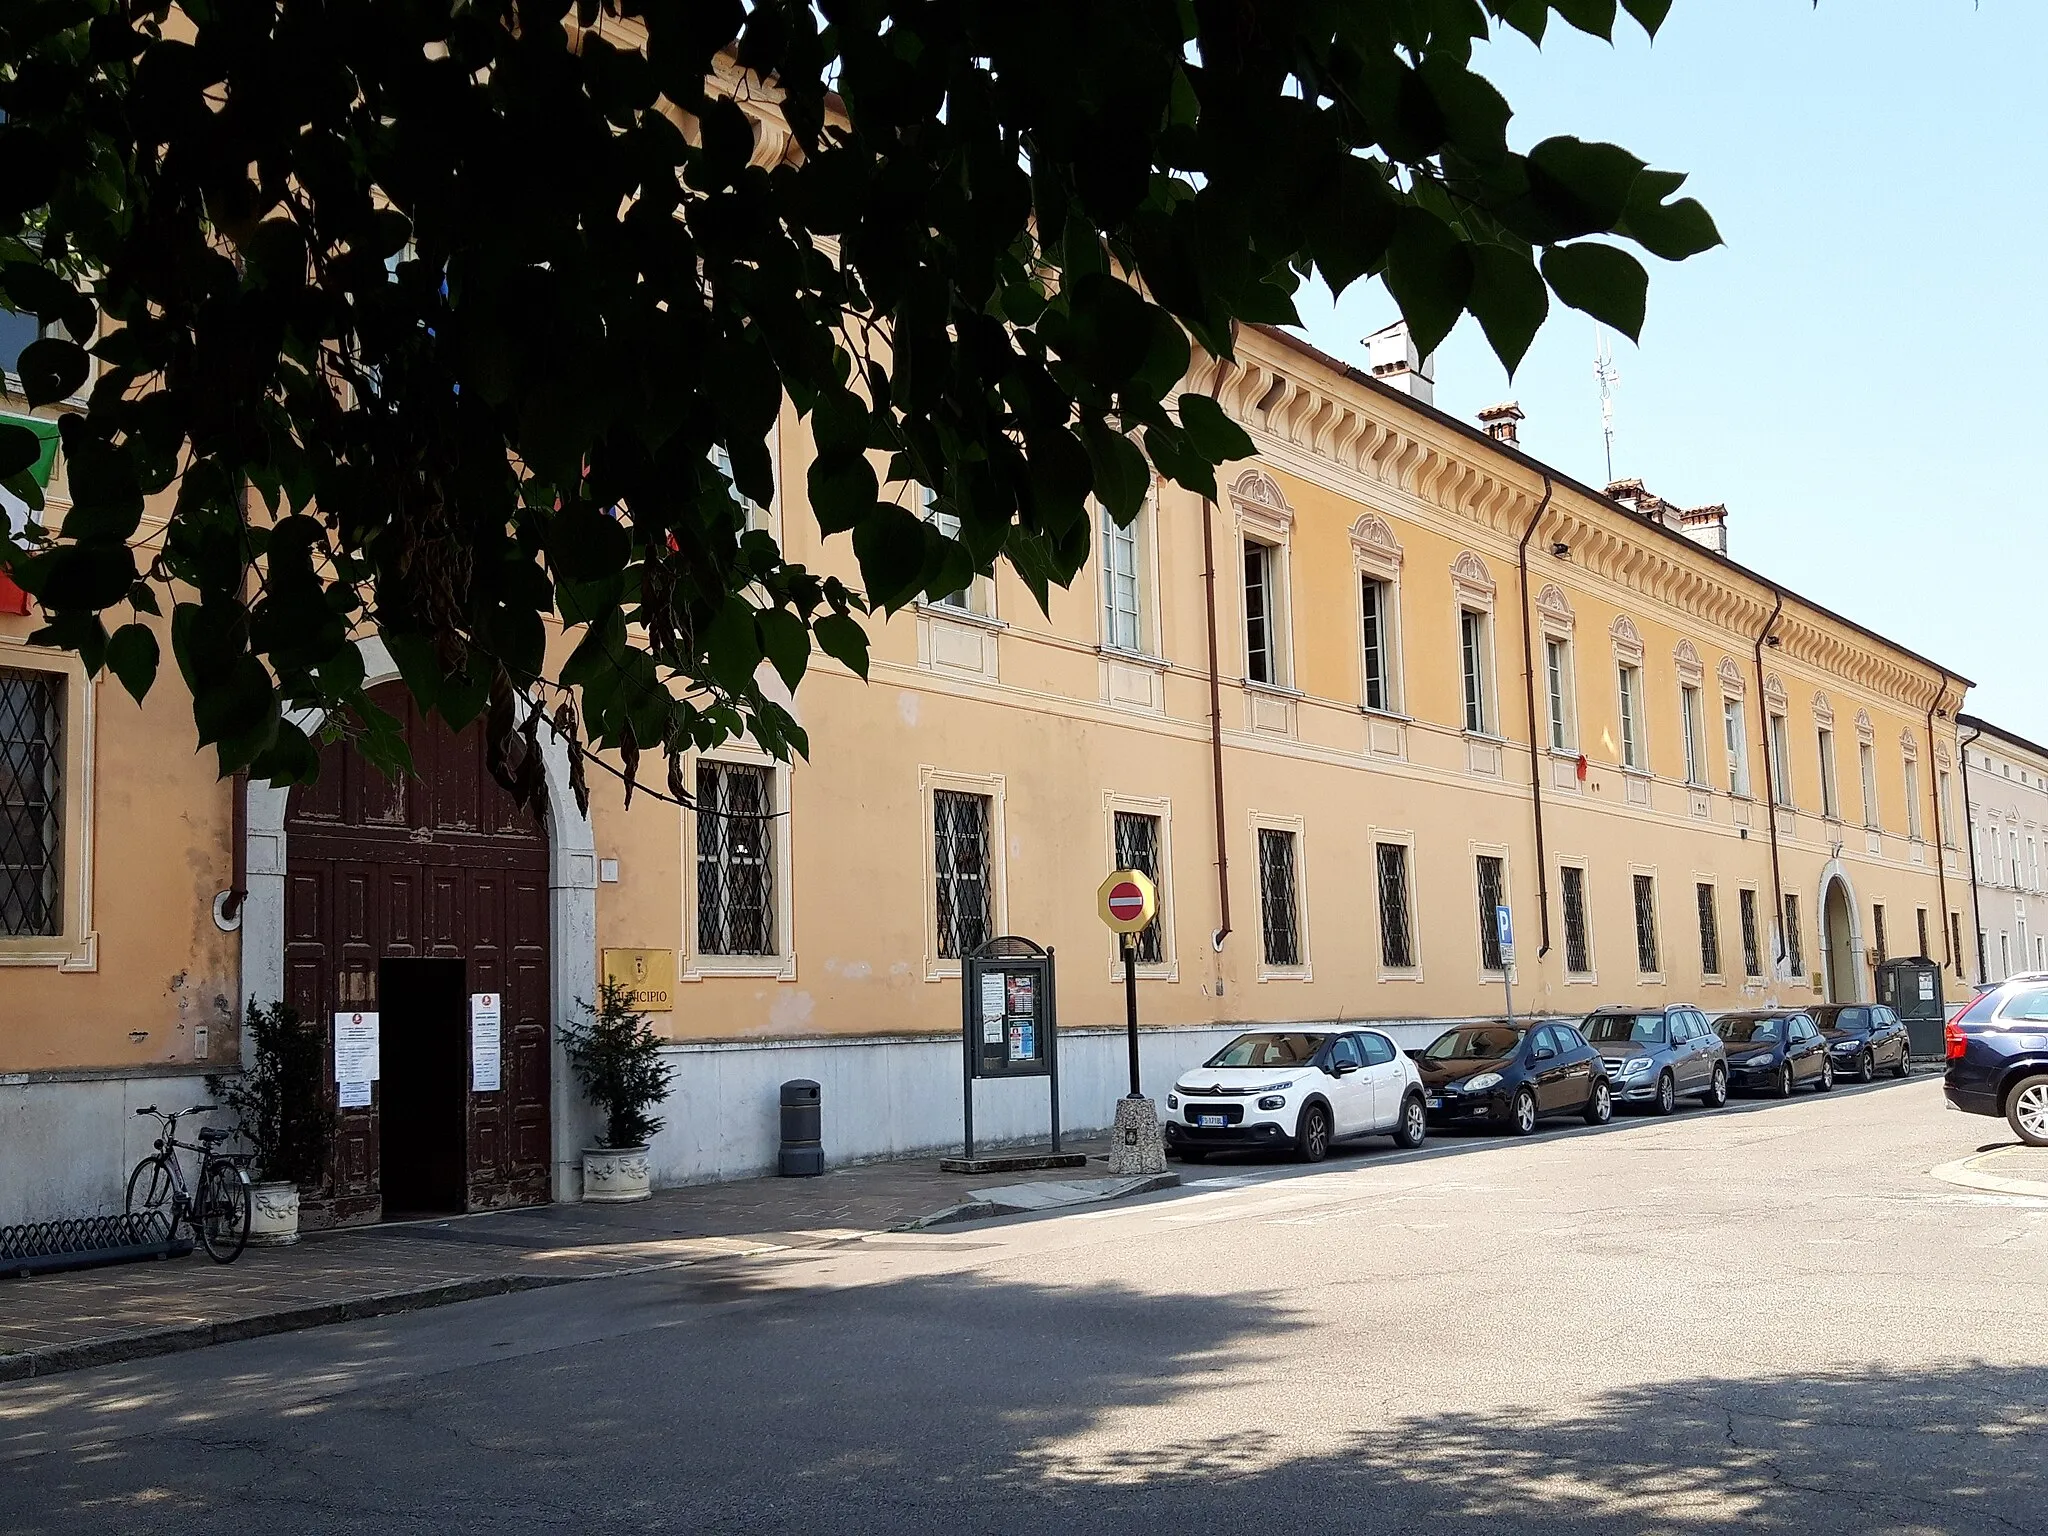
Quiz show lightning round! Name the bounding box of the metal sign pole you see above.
[1046,948,1061,1153]
[960,956,976,1160]
[1497,904,1515,1027]
[1122,932,1142,1098]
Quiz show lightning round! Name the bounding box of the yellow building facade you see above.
[0,323,1979,1219]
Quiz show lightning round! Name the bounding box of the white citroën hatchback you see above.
[1163,1028,1427,1163]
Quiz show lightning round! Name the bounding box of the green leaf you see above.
[703,596,764,693]
[0,421,42,481]
[851,503,927,609]
[1301,156,1397,298]
[1081,419,1150,524]
[1541,243,1649,341]
[1385,208,1475,360]
[1177,393,1256,465]
[1140,423,1216,503]
[1616,169,1723,261]
[17,337,89,407]
[1550,0,1619,39]
[1467,244,1549,376]
[812,613,870,678]
[1525,137,1647,239]
[808,451,879,538]
[757,607,810,691]
[1619,0,1673,35]
[105,622,160,703]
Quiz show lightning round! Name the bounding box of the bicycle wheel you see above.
[198,1163,252,1263]
[125,1155,177,1234]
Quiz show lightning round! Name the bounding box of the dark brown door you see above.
[284,683,552,1223]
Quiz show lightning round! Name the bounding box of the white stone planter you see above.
[248,1181,301,1246]
[582,1145,652,1203]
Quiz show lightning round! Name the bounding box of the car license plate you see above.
[1426,1097,1443,1109]
[1198,1114,1226,1128]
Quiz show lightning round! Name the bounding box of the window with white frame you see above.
[1769,712,1794,808]
[1817,727,1841,819]
[1374,840,1416,972]
[1939,769,1956,848]
[1617,663,1645,770]
[1680,685,1707,787]
[1560,863,1593,977]
[709,443,773,536]
[1904,748,1924,840]
[0,668,63,938]
[1460,609,1493,735]
[1545,637,1575,751]
[1475,854,1508,973]
[1723,698,1750,796]
[1696,882,1722,977]
[1634,874,1661,975]
[922,486,991,617]
[1243,538,1283,686]
[1112,808,1166,966]
[1257,825,1303,969]
[1860,741,1880,828]
[694,760,776,957]
[1099,504,1145,654]
[1740,888,1762,978]
[1352,513,1405,715]
[933,788,995,960]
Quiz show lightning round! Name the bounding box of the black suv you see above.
[1580,1004,1729,1113]
[1809,1003,1912,1083]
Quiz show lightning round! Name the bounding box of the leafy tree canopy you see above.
[0,0,1717,808]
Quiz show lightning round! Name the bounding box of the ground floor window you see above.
[1633,874,1660,975]
[1560,865,1592,976]
[0,667,62,938]
[1740,889,1762,978]
[1375,842,1414,970]
[1113,810,1164,965]
[1696,882,1721,977]
[1872,903,1888,964]
[1476,855,1506,972]
[1784,894,1805,977]
[1258,827,1302,968]
[934,789,993,959]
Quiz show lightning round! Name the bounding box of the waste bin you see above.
[778,1079,824,1177]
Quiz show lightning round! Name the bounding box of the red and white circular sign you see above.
[1107,883,1146,922]
[1097,868,1158,933]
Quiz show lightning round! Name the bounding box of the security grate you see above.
[1634,874,1660,974]
[696,761,775,956]
[1375,843,1413,969]
[1741,889,1762,977]
[1476,855,1506,972]
[1258,828,1300,968]
[1113,811,1163,965]
[1784,894,1804,976]
[0,668,62,938]
[934,789,992,960]
[1697,882,1721,976]
[1560,865,1591,975]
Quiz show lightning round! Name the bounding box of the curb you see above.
[899,1170,1182,1231]
[1928,1153,2048,1200]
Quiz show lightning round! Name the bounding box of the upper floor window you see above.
[1939,769,1956,848]
[1,308,40,387]
[1100,505,1145,654]
[0,668,62,938]
[1460,609,1494,735]
[709,444,772,535]
[1860,741,1880,828]
[1617,663,1645,770]
[1360,576,1394,712]
[923,487,991,617]
[1545,637,1575,751]
[1352,514,1405,715]
[1243,538,1284,686]
[1817,727,1841,819]
[1723,699,1750,797]
[1768,712,1793,808]
[1680,685,1707,787]
[1904,753,1924,840]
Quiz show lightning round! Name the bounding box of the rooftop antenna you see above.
[1593,326,1620,483]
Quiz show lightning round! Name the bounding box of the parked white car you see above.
[1164,1028,1428,1163]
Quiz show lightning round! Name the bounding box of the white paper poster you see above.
[470,993,503,1093]
[334,1011,379,1109]
[979,972,1005,1024]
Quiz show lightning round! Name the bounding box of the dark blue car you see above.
[1712,1009,1835,1097]
[1944,980,2048,1145]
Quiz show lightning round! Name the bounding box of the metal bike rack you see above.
[0,1211,193,1278]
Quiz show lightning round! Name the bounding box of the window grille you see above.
[695,761,775,956]
[1101,509,1142,653]
[1244,541,1274,685]
[1873,904,1888,964]
[934,789,993,959]
[1784,894,1804,976]
[1476,854,1506,971]
[1916,907,1930,959]
[1257,828,1300,968]
[0,669,62,938]
[1375,843,1413,969]
[1360,577,1389,711]
[1696,883,1721,976]
[1951,912,1966,978]
[1113,811,1164,965]
[1740,889,1762,977]
[1560,865,1591,975]
[1633,874,1660,974]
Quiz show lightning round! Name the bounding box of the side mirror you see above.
[1332,1061,1357,1076]
[1533,1047,1557,1061]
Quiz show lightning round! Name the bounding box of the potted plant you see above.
[560,979,674,1202]
[209,998,333,1245]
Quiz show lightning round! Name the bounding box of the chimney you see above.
[1363,320,1435,406]
[1607,478,1733,556]
[1477,401,1524,446]
[1680,504,1729,556]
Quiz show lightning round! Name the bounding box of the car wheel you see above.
[1858,1050,1875,1084]
[1891,1046,1911,1079]
[1511,1088,1539,1137]
[1702,1064,1729,1108]
[1775,1063,1794,1099]
[1584,1079,1613,1126]
[1652,1071,1677,1116]
[1816,1058,1835,1093]
[1174,1146,1208,1163]
[1296,1102,1331,1163]
[1392,1093,1427,1149]
[2007,1075,2048,1147]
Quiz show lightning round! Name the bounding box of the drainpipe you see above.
[1928,673,1955,979]
[1753,588,1787,970]
[1959,718,1986,982]
[1200,344,1237,955]
[1515,475,1556,958]
[222,771,249,923]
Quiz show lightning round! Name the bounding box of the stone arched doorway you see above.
[1821,874,1859,1003]
[283,682,553,1224]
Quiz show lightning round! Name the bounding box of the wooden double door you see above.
[284,684,552,1224]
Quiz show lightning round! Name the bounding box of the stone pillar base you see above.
[1107,1095,1167,1175]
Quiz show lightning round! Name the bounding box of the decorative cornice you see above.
[1674,638,1704,686]
[1450,551,1497,606]
[1717,655,1746,696]
[1855,708,1875,744]
[1812,690,1835,727]
[1764,673,1789,712]
[1228,466,1294,529]
[1610,614,1645,666]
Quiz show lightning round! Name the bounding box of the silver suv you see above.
[1579,1005,1728,1114]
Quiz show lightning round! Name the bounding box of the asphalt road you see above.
[5,1075,2043,1535]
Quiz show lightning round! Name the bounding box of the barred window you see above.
[1740,889,1762,977]
[1633,874,1660,975]
[1784,893,1804,976]
[0,669,62,938]
[1696,882,1721,976]
[934,789,993,959]
[1873,903,1888,964]
[695,761,775,956]
[1375,843,1414,969]
[1916,907,1930,960]
[1113,811,1164,965]
[1257,828,1301,968]
[1560,865,1591,975]
[1475,854,1506,972]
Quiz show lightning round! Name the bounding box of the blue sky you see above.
[1292,0,2046,738]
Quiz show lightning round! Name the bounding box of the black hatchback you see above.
[1809,1003,1912,1083]
[1416,1021,1613,1135]
[1714,1009,1835,1097]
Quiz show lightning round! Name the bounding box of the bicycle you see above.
[125,1104,253,1263]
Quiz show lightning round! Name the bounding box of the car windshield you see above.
[1812,1007,1870,1033]
[1716,1016,1781,1044]
[1425,1026,1525,1061]
[1583,1013,1667,1045]
[1206,1033,1326,1069]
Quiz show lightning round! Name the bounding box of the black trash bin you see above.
[778,1079,824,1177]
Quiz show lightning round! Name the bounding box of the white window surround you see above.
[710,423,782,542]
[1723,696,1751,799]
[1369,824,1423,984]
[1535,584,1577,753]
[1470,840,1514,983]
[919,765,1007,981]
[919,486,995,619]
[1901,730,1924,841]
[0,639,96,970]
[680,745,796,982]
[1102,790,1177,982]
[1610,615,1648,774]
[1452,552,1501,739]
[1695,875,1725,985]
[1249,808,1311,982]
[1233,468,1295,691]
[1352,512,1406,716]
[1096,487,1164,663]
[1675,640,1708,788]
[1556,855,1598,985]
[1631,863,1667,986]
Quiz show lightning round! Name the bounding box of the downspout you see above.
[1516,475,1556,957]
[1201,343,1238,954]
[1753,588,1787,971]
[1959,718,1986,981]
[1928,673,1955,978]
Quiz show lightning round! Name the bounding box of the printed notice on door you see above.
[334,1012,379,1108]
[470,993,503,1093]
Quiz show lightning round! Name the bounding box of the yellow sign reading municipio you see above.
[601,948,676,1012]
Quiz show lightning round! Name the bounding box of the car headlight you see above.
[1257,1095,1286,1111]
[1741,1054,1774,1068]
[1167,1093,1179,1109]
[1461,1072,1503,1092]
[1623,1056,1654,1076]
[1249,1080,1296,1094]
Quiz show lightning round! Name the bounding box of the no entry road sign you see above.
[1097,869,1158,934]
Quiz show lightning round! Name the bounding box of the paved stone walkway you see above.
[1,1140,1112,1380]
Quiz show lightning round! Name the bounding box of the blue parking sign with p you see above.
[1495,904,1514,954]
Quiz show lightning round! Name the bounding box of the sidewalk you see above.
[1,1139,1141,1383]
